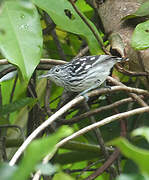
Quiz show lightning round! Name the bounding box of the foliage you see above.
[122,0,149,50]
[0,0,42,82]
[0,0,149,180]
[110,127,149,179]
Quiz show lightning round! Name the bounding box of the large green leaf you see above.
[131,20,149,50]
[11,126,72,180]
[109,137,149,175]
[0,0,43,82]
[33,0,103,54]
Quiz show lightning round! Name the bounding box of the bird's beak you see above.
[38,73,50,79]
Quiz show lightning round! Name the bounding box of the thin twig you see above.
[106,96,127,137]
[83,102,117,178]
[43,12,67,60]
[84,103,109,156]
[85,149,120,180]
[40,58,66,65]
[44,79,52,116]
[116,64,149,77]
[0,66,16,79]
[65,168,97,173]
[107,76,148,107]
[9,74,18,103]
[0,137,7,161]
[58,97,133,125]
[68,0,109,54]
[76,159,104,178]
[75,46,89,58]
[27,85,44,113]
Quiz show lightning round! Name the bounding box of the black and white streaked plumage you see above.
[40,55,124,95]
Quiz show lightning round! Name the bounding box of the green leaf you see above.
[122,1,149,20]
[131,20,149,50]
[116,174,147,180]
[53,151,100,164]
[0,0,43,82]
[109,137,149,175]
[132,127,149,143]
[53,172,75,180]
[33,0,103,54]
[0,97,37,115]
[76,0,93,13]
[12,126,73,180]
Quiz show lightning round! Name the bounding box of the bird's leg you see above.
[103,81,111,89]
[78,79,102,101]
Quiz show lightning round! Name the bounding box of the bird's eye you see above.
[55,68,60,73]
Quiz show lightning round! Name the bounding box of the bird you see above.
[39,55,125,97]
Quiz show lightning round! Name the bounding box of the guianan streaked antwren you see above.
[40,55,127,97]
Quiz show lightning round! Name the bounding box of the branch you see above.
[58,97,133,125]
[85,149,120,180]
[107,76,148,107]
[1,58,149,77]
[9,95,83,166]
[0,58,66,65]
[116,64,149,77]
[57,106,149,148]
[9,85,149,166]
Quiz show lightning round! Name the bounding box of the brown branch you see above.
[85,149,120,180]
[116,64,149,77]
[1,59,149,78]
[43,12,67,60]
[107,76,148,107]
[0,58,66,66]
[57,106,149,148]
[83,103,116,177]
[75,46,89,58]
[0,59,9,64]
[76,159,104,178]
[106,96,127,137]
[9,86,149,166]
[0,137,7,161]
[40,58,66,65]
[84,102,110,157]
[0,66,16,79]
[44,79,53,116]
[58,97,134,125]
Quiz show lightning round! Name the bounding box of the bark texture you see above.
[88,0,149,87]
